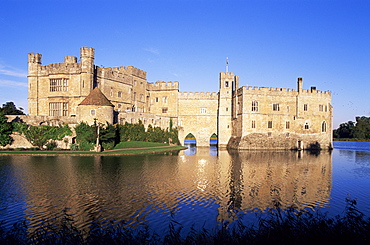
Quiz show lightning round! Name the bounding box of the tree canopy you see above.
[0,112,13,146]
[334,116,370,140]
[0,102,25,115]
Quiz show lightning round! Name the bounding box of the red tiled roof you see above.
[79,87,114,106]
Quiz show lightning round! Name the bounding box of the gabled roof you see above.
[79,87,114,107]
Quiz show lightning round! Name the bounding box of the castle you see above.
[26,47,332,150]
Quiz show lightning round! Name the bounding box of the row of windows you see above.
[50,79,68,92]
[155,96,168,103]
[250,120,327,132]
[248,101,328,112]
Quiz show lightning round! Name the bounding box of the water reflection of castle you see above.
[214,150,332,222]
[9,150,332,231]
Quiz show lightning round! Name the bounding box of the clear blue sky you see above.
[0,0,369,128]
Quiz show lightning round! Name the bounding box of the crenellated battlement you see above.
[96,65,146,82]
[238,85,331,97]
[125,66,146,79]
[80,47,95,58]
[64,56,77,63]
[28,53,42,64]
[38,62,82,75]
[147,81,179,91]
[179,91,218,100]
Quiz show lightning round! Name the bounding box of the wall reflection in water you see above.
[2,149,332,233]
[215,150,332,222]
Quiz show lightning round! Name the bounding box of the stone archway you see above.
[184,133,196,146]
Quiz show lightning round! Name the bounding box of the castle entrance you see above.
[184,133,196,146]
[210,133,218,146]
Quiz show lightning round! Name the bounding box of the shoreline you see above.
[0,145,187,156]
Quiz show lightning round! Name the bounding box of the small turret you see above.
[28,53,42,64]
[64,56,77,63]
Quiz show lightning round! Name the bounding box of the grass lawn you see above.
[113,141,169,149]
[0,141,186,156]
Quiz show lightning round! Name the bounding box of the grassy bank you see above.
[1,198,369,244]
[0,141,186,156]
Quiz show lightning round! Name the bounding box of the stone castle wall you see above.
[25,47,333,150]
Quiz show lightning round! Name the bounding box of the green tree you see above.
[75,122,97,143]
[0,102,25,115]
[99,123,117,150]
[24,125,51,149]
[24,124,72,149]
[353,116,370,139]
[334,121,355,138]
[0,112,13,146]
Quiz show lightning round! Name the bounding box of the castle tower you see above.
[28,53,42,115]
[218,72,238,148]
[80,47,95,96]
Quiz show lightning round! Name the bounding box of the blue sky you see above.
[0,0,369,128]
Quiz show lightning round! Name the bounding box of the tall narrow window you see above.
[286,121,290,129]
[225,81,229,87]
[118,91,122,98]
[304,104,308,111]
[268,121,273,128]
[200,108,207,114]
[319,104,323,111]
[252,101,258,111]
[273,103,280,111]
[322,121,327,132]
[251,120,256,128]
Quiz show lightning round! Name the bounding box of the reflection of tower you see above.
[227,151,243,218]
[218,72,239,148]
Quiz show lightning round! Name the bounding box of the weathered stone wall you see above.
[76,105,113,125]
[148,81,179,118]
[177,92,218,146]
[26,47,332,149]
[229,78,332,150]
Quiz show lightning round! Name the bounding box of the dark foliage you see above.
[0,112,13,146]
[334,116,370,140]
[0,102,25,115]
[1,198,370,244]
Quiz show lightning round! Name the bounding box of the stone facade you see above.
[26,47,332,150]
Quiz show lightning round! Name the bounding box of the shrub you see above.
[102,141,115,150]
[45,141,57,150]
[78,141,95,151]
[70,143,79,151]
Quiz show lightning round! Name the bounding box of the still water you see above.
[0,141,370,234]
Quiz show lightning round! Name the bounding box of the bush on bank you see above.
[2,117,180,151]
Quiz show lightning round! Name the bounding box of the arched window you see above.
[322,121,327,132]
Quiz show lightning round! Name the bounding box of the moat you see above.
[1,141,370,236]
